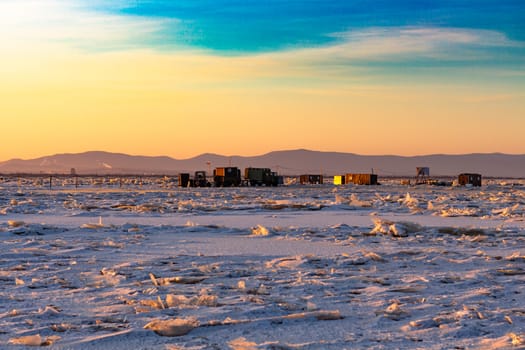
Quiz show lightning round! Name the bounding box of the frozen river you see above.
[1,180,524,349]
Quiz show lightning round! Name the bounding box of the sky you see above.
[1,0,524,161]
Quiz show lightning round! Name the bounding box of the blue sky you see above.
[87,0,525,53]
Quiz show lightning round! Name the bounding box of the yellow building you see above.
[333,175,345,185]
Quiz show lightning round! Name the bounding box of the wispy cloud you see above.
[290,27,525,64]
[222,26,525,86]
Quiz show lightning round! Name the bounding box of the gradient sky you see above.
[1,0,524,160]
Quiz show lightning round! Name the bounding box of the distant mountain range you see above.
[0,150,524,177]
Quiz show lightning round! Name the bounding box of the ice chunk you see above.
[251,225,270,236]
[144,317,199,337]
[8,220,25,228]
[370,218,422,237]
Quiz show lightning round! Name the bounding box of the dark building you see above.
[179,171,210,187]
[214,167,241,187]
[245,167,280,186]
[458,173,482,187]
[193,171,209,187]
[345,173,378,185]
[273,173,284,186]
[178,173,191,187]
[300,174,323,185]
[415,167,430,184]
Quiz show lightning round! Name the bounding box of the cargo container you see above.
[244,167,280,186]
[214,167,241,187]
[458,173,482,187]
[300,174,323,185]
[214,168,225,177]
[333,175,345,185]
[345,173,378,185]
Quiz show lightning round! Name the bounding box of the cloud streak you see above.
[237,27,525,85]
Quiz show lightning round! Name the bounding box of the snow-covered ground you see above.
[1,178,524,349]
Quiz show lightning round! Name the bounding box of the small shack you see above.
[416,167,430,184]
[345,173,378,185]
[458,173,482,187]
[300,174,323,185]
[333,175,346,185]
[178,173,191,187]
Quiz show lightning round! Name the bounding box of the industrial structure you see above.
[178,171,211,187]
[345,173,378,185]
[300,174,323,185]
[458,173,482,187]
[12,162,486,189]
[244,167,282,186]
[415,167,430,184]
[213,167,242,187]
[178,166,282,187]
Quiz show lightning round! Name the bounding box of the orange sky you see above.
[1,1,524,161]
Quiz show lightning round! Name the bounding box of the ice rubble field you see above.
[1,178,525,349]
